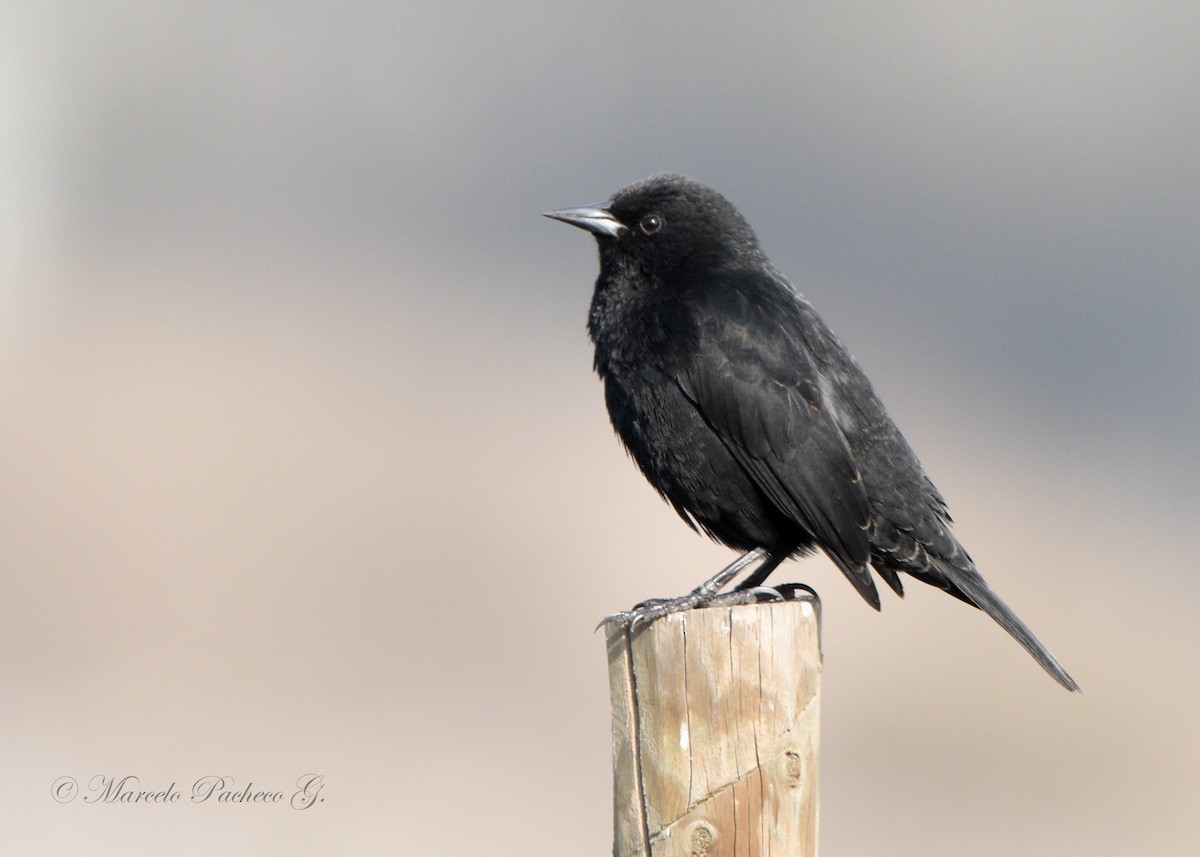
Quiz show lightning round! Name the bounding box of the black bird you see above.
[545,173,1078,692]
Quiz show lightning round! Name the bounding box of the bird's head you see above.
[544,173,766,282]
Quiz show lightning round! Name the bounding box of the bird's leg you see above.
[599,548,776,630]
[733,551,788,590]
[691,547,769,597]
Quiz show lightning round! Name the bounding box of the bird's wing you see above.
[675,279,879,607]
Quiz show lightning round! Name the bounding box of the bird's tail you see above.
[939,561,1080,692]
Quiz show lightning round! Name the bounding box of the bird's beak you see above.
[543,204,626,238]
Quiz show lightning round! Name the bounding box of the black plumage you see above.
[546,173,1078,691]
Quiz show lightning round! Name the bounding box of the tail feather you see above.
[937,561,1080,692]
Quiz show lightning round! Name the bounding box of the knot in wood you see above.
[688,821,715,856]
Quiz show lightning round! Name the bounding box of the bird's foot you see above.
[598,590,730,631]
[772,582,819,602]
[598,585,807,632]
[596,548,769,631]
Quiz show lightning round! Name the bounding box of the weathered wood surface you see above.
[606,598,821,857]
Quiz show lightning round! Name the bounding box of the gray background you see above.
[3,2,1197,854]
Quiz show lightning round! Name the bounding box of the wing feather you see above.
[675,277,879,607]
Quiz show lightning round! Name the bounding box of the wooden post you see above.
[605,597,821,857]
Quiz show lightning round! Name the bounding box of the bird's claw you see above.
[595,611,630,631]
[597,585,800,633]
[595,597,679,631]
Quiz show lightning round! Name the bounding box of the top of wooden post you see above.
[606,597,821,857]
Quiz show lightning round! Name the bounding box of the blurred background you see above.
[2,2,1197,854]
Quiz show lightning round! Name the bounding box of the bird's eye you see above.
[639,214,663,235]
